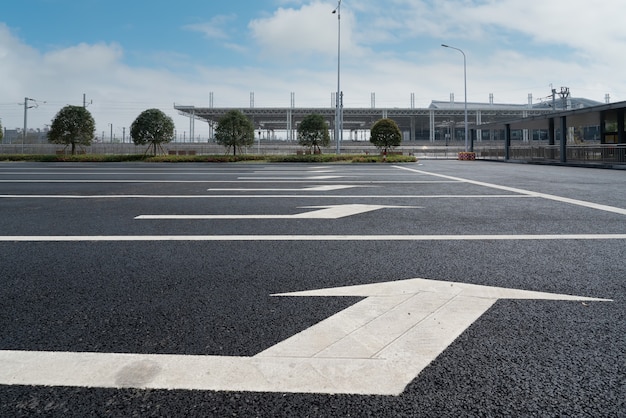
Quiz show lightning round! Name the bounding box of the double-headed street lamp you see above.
[332,0,342,154]
[441,44,469,152]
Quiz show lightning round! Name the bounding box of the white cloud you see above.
[0,25,207,136]
[249,1,364,61]
[184,15,237,40]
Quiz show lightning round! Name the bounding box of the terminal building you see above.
[174,92,625,166]
[174,92,603,144]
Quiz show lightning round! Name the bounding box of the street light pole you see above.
[441,44,468,152]
[333,0,342,154]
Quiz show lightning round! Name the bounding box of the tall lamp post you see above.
[441,44,469,152]
[332,0,342,154]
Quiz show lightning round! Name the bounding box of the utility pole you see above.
[557,87,570,110]
[22,97,39,153]
[23,98,29,149]
[82,94,92,108]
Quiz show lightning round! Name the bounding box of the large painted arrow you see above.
[0,278,610,395]
[135,204,417,220]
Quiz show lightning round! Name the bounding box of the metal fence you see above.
[481,144,626,166]
[2,141,624,167]
[0,141,467,159]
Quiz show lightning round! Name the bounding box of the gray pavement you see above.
[0,161,624,416]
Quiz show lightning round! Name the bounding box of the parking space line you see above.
[395,165,626,216]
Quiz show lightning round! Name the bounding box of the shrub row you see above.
[0,153,418,163]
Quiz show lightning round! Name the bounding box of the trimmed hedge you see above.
[0,153,418,163]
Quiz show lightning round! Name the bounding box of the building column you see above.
[560,116,567,163]
[476,110,482,142]
[429,110,435,142]
[600,111,607,144]
[505,123,511,160]
[618,108,625,144]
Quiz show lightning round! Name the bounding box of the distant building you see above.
[1,128,49,144]
[2,129,21,144]
[175,94,603,143]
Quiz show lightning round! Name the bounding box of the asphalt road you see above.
[0,160,624,417]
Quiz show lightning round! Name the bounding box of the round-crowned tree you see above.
[47,105,95,155]
[297,113,330,154]
[370,118,402,153]
[215,110,255,156]
[130,109,175,156]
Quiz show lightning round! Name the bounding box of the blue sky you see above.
[1,0,624,139]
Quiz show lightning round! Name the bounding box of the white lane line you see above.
[395,165,626,216]
[0,234,624,242]
[0,180,459,184]
[0,194,531,199]
[135,205,420,220]
[0,170,247,174]
[0,278,610,395]
[0,180,240,183]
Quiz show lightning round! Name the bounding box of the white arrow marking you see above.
[0,278,610,395]
[135,204,418,220]
[238,175,343,180]
[207,185,360,192]
[253,169,333,174]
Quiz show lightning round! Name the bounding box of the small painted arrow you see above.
[207,185,361,192]
[0,278,610,395]
[238,175,343,180]
[135,204,418,220]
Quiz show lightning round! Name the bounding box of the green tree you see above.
[297,114,330,154]
[215,110,255,156]
[370,118,402,153]
[130,109,175,156]
[0,120,3,142]
[47,105,95,155]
